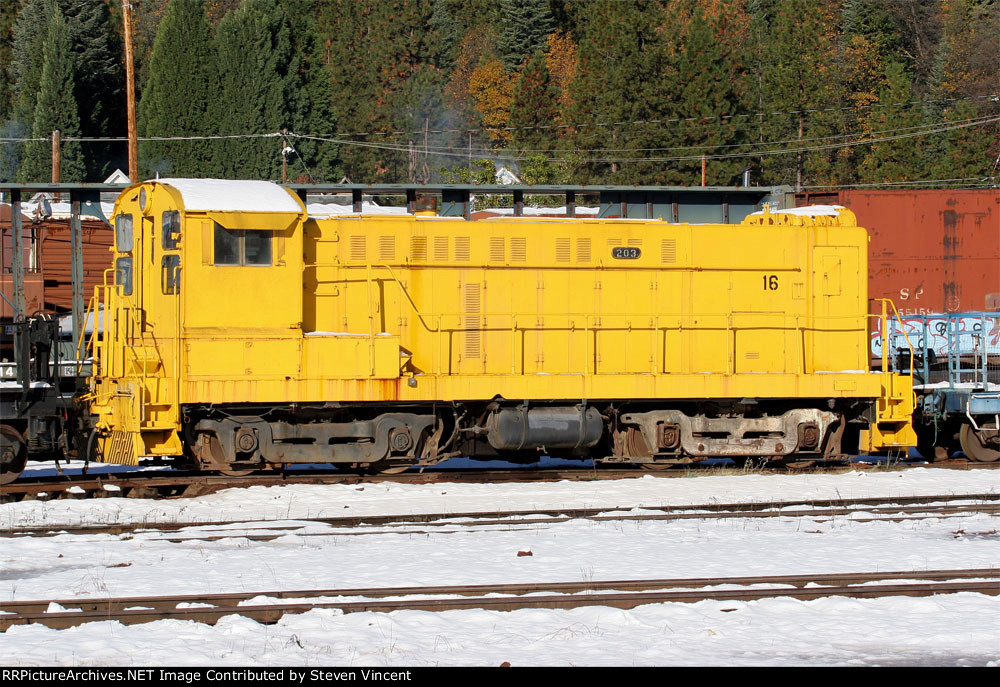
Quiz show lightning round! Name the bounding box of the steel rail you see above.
[2,460,994,503]
[3,569,997,631]
[0,467,644,502]
[5,502,997,544]
[5,493,997,539]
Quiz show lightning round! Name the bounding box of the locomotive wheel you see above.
[623,427,652,458]
[192,432,256,477]
[959,422,999,463]
[1,425,28,485]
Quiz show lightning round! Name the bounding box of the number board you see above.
[612,247,641,260]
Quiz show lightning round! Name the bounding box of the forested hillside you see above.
[2,0,997,188]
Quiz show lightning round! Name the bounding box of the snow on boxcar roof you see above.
[155,178,303,213]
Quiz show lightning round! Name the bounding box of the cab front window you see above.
[115,214,133,252]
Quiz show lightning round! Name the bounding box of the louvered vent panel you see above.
[660,239,677,264]
[489,237,505,262]
[379,236,395,261]
[433,236,449,261]
[463,282,481,359]
[410,236,428,261]
[627,238,643,247]
[576,238,591,263]
[349,236,366,261]
[607,238,622,247]
[555,237,571,263]
[511,237,527,261]
[455,236,471,261]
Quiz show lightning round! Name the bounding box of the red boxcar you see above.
[797,189,999,315]
[0,204,113,317]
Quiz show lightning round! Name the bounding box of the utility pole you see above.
[123,0,138,182]
[51,130,61,183]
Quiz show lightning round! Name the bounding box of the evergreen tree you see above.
[19,1,85,182]
[510,50,559,152]
[932,99,997,181]
[926,0,1000,179]
[933,0,999,101]
[276,0,337,182]
[132,0,171,96]
[837,0,916,180]
[429,0,460,72]
[858,62,925,183]
[10,0,125,181]
[137,0,216,178]
[669,6,751,186]
[756,0,845,188]
[0,1,16,125]
[564,0,676,184]
[878,0,942,96]
[211,0,294,179]
[10,0,51,177]
[64,0,125,180]
[320,0,445,182]
[498,0,554,71]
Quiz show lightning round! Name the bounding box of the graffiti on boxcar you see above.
[870,314,1000,358]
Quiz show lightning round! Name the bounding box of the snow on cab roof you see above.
[156,178,303,214]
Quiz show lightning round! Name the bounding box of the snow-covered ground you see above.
[2,468,998,667]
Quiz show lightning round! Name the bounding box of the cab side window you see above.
[213,222,271,266]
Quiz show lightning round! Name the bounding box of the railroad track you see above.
[0,466,641,503]
[5,493,996,541]
[2,569,996,631]
[2,459,994,503]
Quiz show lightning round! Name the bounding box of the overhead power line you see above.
[1,111,996,174]
[320,93,1000,140]
[298,114,996,158]
[801,176,997,189]
[1,95,995,146]
[293,114,1000,164]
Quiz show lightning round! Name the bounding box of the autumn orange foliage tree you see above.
[468,57,515,147]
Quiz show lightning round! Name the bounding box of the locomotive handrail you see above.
[872,299,915,373]
[75,291,100,377]
[323,262,806,273]
[872,298,915,425]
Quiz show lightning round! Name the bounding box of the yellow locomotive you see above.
[84,179,916,472]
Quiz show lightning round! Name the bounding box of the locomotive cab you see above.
[90,179,308,466]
